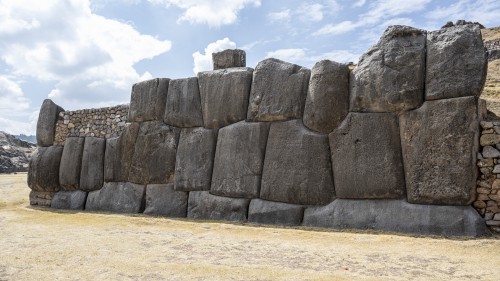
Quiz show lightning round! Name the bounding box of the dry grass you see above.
[482,27,500,41]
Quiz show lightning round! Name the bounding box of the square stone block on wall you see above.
[144,184,188,217]
[28,146,63,192]
[128,78,170,122]
[187,191,250,222]
[164,77,204,128]
[59,137,85,190]
[79,137,105,192]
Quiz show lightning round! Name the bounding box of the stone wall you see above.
[29,23,492,237]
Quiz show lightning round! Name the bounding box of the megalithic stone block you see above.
[260,120,335,205]
[198,67,253,128]
[303,60,350,134]
[210,121,269,198]
[329,113,405,199]
[36,99,64,147]
[29,191,54,207]
[80,137,105,192]
[164,77,203,128]
[85,182,146,213]
[247,58,310,122]
[103,137,118,182]
[212,49,246,70]
[59,137,85,190]
[128,78,170,122]
[426,24,487,100]
[248,199,304,226]
[51,191,87,210]
[28,146,63,192]
[187,191,250,222]
[400,97,479,205]
[144,184,188,217]
[350,25,426,112]
[174,127,217,191]
[116,122,140,182]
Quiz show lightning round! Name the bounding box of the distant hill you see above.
[15,134,36,144]
[0,131,36,173]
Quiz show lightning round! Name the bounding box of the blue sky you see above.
[0,0,499,135]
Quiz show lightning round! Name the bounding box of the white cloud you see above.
[296,3,324,22]
[268,1,340,24]
[352,0,366,8]
[266,49,307,62]
[268,9,291,23]
[313,21,358,36]
[0,76,35,135]
[426,0,500,27]
[192,38,237,74]
[265,48,360,67]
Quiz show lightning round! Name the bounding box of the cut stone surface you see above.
[37,99,64,146]
[128,78,170,122]
[174,127,217,191]
[483,146,500,158]
[129,121,180,184]
[426,24,487,100]
[51,191,87,210]
[28,146,63,192]
[115,122,140,182]
[247,58,310,122]
[212,49,246,70]
[350,25,426,112]
[303,60,349,134]
[59,137,85,190]
[400,97,478,205]
[144,184,188,217]
[260,120,335,205]
[104,137,118,182]
[211,121,269,198]
[187,191,250,222]
[198,67,253,128]
[29,191,53,207]
[85,182,146,213]
[302,199,489,237]
[248,199,304,226]
[164,77,203,128]
[79,137,105,192]
[329,113,405,199]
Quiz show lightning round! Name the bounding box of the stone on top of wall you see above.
[80,137,105,192]
[144,183,188,217]
[164,77,203,128]
[212,49,246,70]
[59,137,85,190]
[129,78,169,122]
[28,146,63,192]
[37,99,64,147]
[187,191,250,222]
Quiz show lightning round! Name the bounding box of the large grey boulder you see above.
[174,127,217,191]
[303,60,349,134]
[115,122,140,182]
[164,77,203,128]
[103,137,118,182]
[59,137,85,190]
[51,191,87,210]
[212,49,246,70]
[247,58,310,122]
[128,78,169,122]
[260,120,335,205]
[248,199,304,226]
[144,184,188,217]
[29,191,53,207]
[211,121,269,198]
[129,121,180,184]
[400,97,478,205]
[28,146,63,192]
[350,26,426,112]
[303,199,489,237]
[79,137,105,192]
[198,67,253,128]
[426,24,487,100]
[85,182,146,213]
[36,99,64,147]
[329,113,405,199]
[187,191,250,222]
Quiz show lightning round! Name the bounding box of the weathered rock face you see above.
[59,137,85,190]
[400,97,478,205]
[248,199,304,226]
[128,78,169,122]
[211,121,269,198]
[85,182,146,213]
[79,137,105,192]
[51,191,87,210]
[260,120,335,205]
[129,121,180,184]
[187,191,250,222]
[329,113,405,199]
[0,131,35,173]
[303,60,350,134]
[29,191,54,207]
[103,138,118,182]
[37,99,64,146]
[164,77,203,128]
[212,49,246,70]
[174,127,217,191]
[144,184,188,217]
[247,58,310,122]
[198,67,253,128]
[350,26,426,112]
[115,122,140,182]
[426,24,487,100]
[28,146,63,192]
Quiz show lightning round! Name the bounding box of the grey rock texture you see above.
[115,122,140,182]
[37,99,64,146]
[303,199,489,237]
[28,146,63,192]
[103,137,118,182]
[248,199,304,226]
[303,60,349,134]
[400,97,478,205]
[211,121,269,198]
[350,26,426,112]
[59,137,85,190]
[329,113,405,199]
[0,131,35,173]
[247,58,310,122]
[212,49,246,70]
[128,78,169,122]
[174,127,217,191]
[85,182,146,213]
[129,121,180,184]
[144,183,188,217]
[260,120,335,205]
[426,24,487,100]
[164,77,203,128]
[29,191,53,207]
[187,191,250,222]
[79,137,105,192]
[198,67,253,128]
[51,191,87,210]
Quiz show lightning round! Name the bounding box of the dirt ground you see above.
[0,174,499,281]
